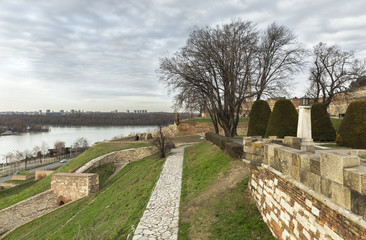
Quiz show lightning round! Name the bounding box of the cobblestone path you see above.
[132,146,186,240]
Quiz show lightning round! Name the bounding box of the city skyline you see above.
[0,0,366,111]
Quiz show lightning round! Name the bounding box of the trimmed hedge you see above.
[247,100,271,137]
[336,101,366,148]
[225,142,243,159]
[205,132,232,149]
[265,99,298,138]
[311,103,336,141]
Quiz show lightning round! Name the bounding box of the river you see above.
[0,125,156,163]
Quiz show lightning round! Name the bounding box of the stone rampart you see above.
[75,146,158,173]
[51,173,99,205]
[0,189,56,234]
[178,122,248,136]
[243,136,366,239]
[11,173,35,181]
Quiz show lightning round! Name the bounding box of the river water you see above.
[0,125,156,163]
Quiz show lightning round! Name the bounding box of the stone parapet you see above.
[75,146,158,173]
[243,136,366,238]
[0,189,56,233]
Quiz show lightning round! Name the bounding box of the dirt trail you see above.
[181,160,250,239]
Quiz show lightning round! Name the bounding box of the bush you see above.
[205,132,232,149]
[265,99,298,138]
[225,142,243,159]
[336,101,366,148]
[311,103,336,141]
[247,100,271,137]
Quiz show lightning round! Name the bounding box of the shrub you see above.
[247,100,271,137]
[311,103,336,141]
[225,142,243,159]
[265,99,298,138]
[336,101,366,148]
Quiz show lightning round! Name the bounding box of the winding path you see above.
[132,146,187,240]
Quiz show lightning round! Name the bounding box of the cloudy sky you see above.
[0,0,365,112]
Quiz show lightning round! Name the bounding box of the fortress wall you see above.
[0,189,56,234]
[244,137,366,239]
[177,121,248,136]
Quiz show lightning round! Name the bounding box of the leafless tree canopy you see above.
[253,22,308,100]
[159,19,306,137]
[307,42,365,106]
[159,20,258,137]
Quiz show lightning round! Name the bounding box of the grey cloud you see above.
[0,0,365,111]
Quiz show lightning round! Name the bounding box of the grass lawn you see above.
[331,118,342,132]
[89,163,115,188]
[320,143,347,148]
[179,141,274,239]
[0,141,152,211]
[3,153,165,240]
[0,180,37,199]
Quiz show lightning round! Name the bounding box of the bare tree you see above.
[41,141,49,164]
[307,42,365,106]
[54,141,65,160]
[72,137,89,156]
[15,150,24,170]
[159,19,257,137]
[23,149,32,170]
[3,152,14,164]
[253,22,308,100]
[152,123,174,158]
[32,146,41,163]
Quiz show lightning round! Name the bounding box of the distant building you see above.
[126,110,130,113]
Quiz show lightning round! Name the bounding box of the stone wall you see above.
[51,173,99,205]
[11,173,35,180]
[75,146,158,173]
[178,122,248,136]
[35,170,54,180]
[0,189,56,233]
[243,136,366,239]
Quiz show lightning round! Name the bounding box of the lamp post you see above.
[297,96,315,152]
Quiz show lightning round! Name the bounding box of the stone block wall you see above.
[178,122,248,136]
[75,146,158,173]
[0,189,56,233]
[244,136,366,239]
[11,173,35,180]
[51,173,99,205]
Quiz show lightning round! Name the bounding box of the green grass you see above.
[0,180,37,199]
[3,153,165,240]
[209,178,275,240]
[0,141,152,211]
[179,141,274,239]
[89,163,115,188]
[18,172,34,175]
[331,118,342,132]
[321,143,347,148]
[180,141,231,203]
[5,177,35,184]
[182,117,249,123]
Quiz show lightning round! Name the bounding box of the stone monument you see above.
[297,96,315,152]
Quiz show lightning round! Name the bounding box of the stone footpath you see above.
[133,146,186,240]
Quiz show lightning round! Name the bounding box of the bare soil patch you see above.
[181,160,250,239]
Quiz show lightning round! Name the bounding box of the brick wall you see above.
[244,136,366,239]
[51,173,99,205]
[0,189,56,233]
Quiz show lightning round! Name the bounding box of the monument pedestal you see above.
[297,106,315,152]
